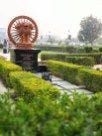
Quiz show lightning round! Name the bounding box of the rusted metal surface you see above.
[8,16,38,48]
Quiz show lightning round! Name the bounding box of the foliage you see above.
[0,59,22,86]
[65,56,95,66]
[0,92,102,135]
[41,51,102,64]
[9,71,60,101]
[99,47,102,52]
[0,58,101,135]
[79,68,102,92]
[41,52,67,61]
[37,45,82,53]
[78,15,102,45]
[84,46,93,53]
[47,60,82,85]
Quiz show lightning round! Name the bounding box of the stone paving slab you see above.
[51,76,63,81]
[52,80,79,90]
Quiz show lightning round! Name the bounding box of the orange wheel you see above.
[8,15,38,46]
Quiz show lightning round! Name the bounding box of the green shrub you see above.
[41,52,102,64]
[41,52,67,61]
[84,46,93,53]
[37,45,79,53]
[99,47,102,52]
[0,92,101,135]
[79,68,102,92]
[0,59,22,86]
[47,60,82,85]
[65,56,95,66]
[68,53,102,64]
[9,71,60,101]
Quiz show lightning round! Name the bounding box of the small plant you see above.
[99,47,102,52]
[84,46,93,53]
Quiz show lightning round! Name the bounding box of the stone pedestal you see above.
[10,48,41,71]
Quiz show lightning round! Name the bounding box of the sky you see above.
[0,0,102,39]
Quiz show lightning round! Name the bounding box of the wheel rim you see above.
[8,15,38,46]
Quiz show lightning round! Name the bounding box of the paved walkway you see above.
[36,73,92,95]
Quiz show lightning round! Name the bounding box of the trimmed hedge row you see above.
[65,56,95,66]
[47,60,102,92]
[41,52,67,61]
[69,53,102,64]
[47,60,83,85]
[41,52,96,66]
[37,45,81,53]
[0,59,22,86]
[41,52,102,64]
[80,68,102,92]
[9,71,60,101]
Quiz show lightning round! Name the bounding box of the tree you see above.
[78,15,102,45]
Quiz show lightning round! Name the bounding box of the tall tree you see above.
[78,15,102,45]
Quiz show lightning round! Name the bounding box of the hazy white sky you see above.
[0,0,102,38]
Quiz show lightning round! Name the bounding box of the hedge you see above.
[68,53,102,64]
[37,45,80,53]
[47,60,83,85]
[65,56,95,66]
[41,52,67,61]
[41,52,102,64]
[99,47,102,52]
[9,71,60,101]
[0,92,101,135]
[84,46,93,53]
[0,59,22,86]
[47,60,102,92]
[79,68,102,92]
